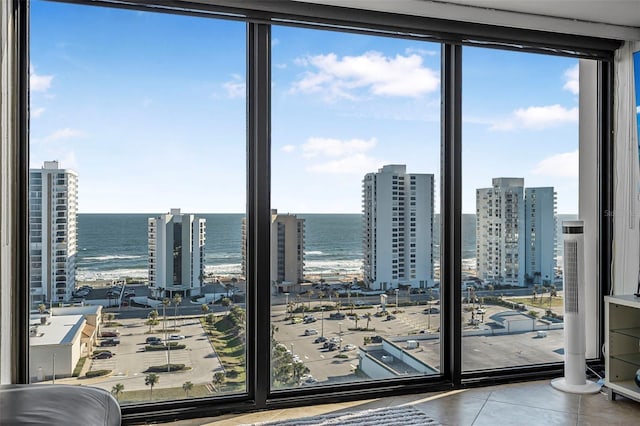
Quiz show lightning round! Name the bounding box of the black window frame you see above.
[14,0,616,423]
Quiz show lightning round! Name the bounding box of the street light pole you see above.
[284,292,290,318]
[338,322,343,349]
[320,307,324,338]
[394,288,399,312]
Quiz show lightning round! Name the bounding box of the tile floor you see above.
[160,380,640,425]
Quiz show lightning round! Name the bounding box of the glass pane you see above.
[462,47,578,371]
[270,25,441,390]
[29,0,247,402]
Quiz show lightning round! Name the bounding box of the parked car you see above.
[300,376,318,385]
[303,315,316,323]
[304,329,318,336]
[385,315,396,321]
[329,312,345,320]
[342,344,357,351]
[314,336,327,343]
[370,335,383,343]
[423,307,440,314]
[99,338,119,347]
[329,336,342,344]
[327,343,338,351]
[100,331,119,338]
[145,336,162,344]
[92,351,114,359]
[168,334,185,340]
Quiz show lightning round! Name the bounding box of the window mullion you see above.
[247,20,271,407]
[440,43,462,386]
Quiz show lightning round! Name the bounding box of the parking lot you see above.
[86,316,223,392]
[272,301,564,387]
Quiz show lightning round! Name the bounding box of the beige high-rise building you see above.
[241,209,305,287]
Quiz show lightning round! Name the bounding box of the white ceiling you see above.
[293,0,640,40]
[438,0,640,28]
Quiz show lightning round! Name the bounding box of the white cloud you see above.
[302,137,377,158]
[297,136,382,175]
[637,105,639,114]
[45,128,86,142]
[491,104,578,131]
[223,74,245,99]
[404,47,438,57]
[563,64,579,95]
[31,107,45,118]
[532,150,579,178]
[30,65,53,92]
[291,51,439,101]
[307,153,382,175]
[272,38,280,47]
[281,144,296,153]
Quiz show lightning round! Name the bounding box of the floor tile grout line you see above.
[470,390,493,426]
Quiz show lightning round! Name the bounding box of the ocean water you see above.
[76,213,575,282]
[76,213,365,281]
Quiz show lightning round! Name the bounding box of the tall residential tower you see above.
[241,209,305,291]
[148,208,206,298]
[29,161,78,305]
[362,164,434,291]
[476,178,556,287]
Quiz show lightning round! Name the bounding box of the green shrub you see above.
[145,344,186,351]
[72,357,87,377]
[86,369,111,378]
[145,363,186,373]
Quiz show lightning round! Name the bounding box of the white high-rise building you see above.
[29,161,78,305]
[476,178,556,287]
[148,208,206,298]
[362,164,434,291]
[524,187,557,286]
[241,209,305,289]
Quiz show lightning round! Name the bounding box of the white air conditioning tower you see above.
[551,220,601,394]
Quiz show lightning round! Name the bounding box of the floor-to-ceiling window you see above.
[29,0,247,402]
[16,0,615,421]
[461,47,579,372]
[270,25,442,389]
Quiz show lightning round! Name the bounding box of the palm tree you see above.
[353,313,360,329]
[111,383,124,401]
[292,362,310,384]
[364,312,372,330]
[172,294,182,330]
[162,297,170,340]
[307,289,314,310]
[145,373,159,400]
[201,303,209,317]
[104,312,115,327]
[212,371,225,392]
[221,297,231,315]
[182,381,193,398]
[146,309,159,333]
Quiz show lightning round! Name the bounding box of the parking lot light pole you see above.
[284,292,290,318]
[320,307,324,338]
[338,322,343,349]
[395,289,399,312]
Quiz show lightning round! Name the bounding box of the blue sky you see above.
[29,0,604,214]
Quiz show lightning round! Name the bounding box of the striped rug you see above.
[248,405,439,426]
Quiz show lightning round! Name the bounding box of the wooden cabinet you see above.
[605,295,640,402]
